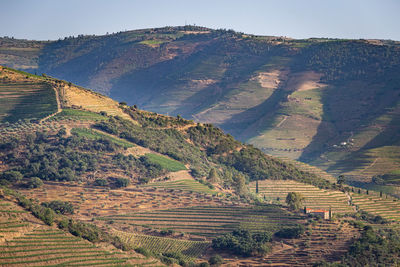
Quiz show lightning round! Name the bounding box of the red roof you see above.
[306,208,329,213]
[310,209,329,213]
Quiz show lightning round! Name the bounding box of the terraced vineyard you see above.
[279,157,338,183]
[0,228,141,266]
[54,108,108,122]
[57,81,133,122]
[0,199,160,266]
[140,179,217,195]
[227,220,360,266]
[351,192,400,222]
[0,81,57,123]
[101,206,304,239]
[250,180,354,214]
[20,182,233,220]
[0,201,32,242]
[114,230,210,261]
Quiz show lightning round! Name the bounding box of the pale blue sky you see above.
[1,0,399,40]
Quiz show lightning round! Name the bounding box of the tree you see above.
[234,173,247,195]
[1,170,23,183]
[209,254,224,266]
[275,224,305,238]
[212,229,272,257]
[43,208,55,226]
[256,180,259,194]
[372,175,385,185]
[285,192,305,210]
[115,177,130,188]
[208,168,219,183]
[56,128,66,138]
[337,175,346,185]
[42,200,74,214]
[27,177,43,188]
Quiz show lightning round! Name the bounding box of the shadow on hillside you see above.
[218,80,291,139]
[299,79,400,174]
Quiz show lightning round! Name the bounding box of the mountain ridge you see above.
[1,26,399,185]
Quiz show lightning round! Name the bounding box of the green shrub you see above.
[209,254,223,266]
[27,177,43,188]
[212,229,272,257]
[135,247,152,258]
[275,225,305,239]
[94,178,108,186]
[1,170,23,182]
[114,177,130,188]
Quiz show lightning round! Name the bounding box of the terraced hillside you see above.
[114,231,210,261]
[250,180,354,214]
[140,179,217,195]
[1,66,399,265]
[1,27,399,181]
[100,206,304,239]
[0,66,57,123]
[351,192,400,222]
[20,182,235,220]
[0,228,136,266]
[0,198,158,266]
[226,220,360,266]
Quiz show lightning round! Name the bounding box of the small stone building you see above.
[305,208,330,220]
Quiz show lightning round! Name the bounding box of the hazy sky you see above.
[1,0,399,41]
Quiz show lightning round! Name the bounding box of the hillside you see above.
[1,66,400,265]
[1,26,399,187]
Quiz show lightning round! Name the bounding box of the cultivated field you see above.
[114,230,210,261]
[102,205,304,239]
[0,199,157,266]
[351,192,400,222]
[140,179,217,195]
[224,220,360,266]
[0,82,57,123]
[250,180,354,214]
[20,182,235,220]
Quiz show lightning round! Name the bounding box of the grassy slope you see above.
[71,127,134,148]
[144,153,187,172]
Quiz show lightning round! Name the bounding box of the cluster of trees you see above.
[1,131,103,182]
[94,115,332,195]
[94,117,208,174]
[212,229,272,257]
[295,41,400,83]
[41,200,74,215]
[274,225,305,239]
[342,226,400,266]
[17,195,55,226]
[188,124,331,189]
[112,153,167,181]
[123,106,192,128]
[372,171,400,185]
[0,128,181,185]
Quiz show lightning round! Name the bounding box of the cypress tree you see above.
[256,180,259,194]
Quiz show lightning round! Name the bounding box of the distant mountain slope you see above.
[1,26,399,182]
[0,65,331,190]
